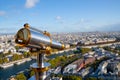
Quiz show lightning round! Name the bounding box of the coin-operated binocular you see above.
[15,23,64,52]
[15,23,64,80]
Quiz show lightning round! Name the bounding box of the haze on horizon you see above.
[0,0,120,33]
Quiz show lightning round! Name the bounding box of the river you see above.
[0,50,75,80]
[0,59,36,80]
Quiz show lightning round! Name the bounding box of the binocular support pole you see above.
[30,50,50,80]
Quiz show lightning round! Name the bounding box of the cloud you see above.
[56,16,62,20]
[80,18,85,23]
[73,18,89,25]
[55,16,64,24]
[25,0,39,8]
[0,11,6,16]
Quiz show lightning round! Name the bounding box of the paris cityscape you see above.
[0,0,120,80]
[0,31,120,80]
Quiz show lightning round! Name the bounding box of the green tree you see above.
[15,46,19,51]
[0,58,3,64]
[30,70,35,77]
[0,54,4,58]
[81,48,91,54]
[63,75,82,80]
[12,54,22,61]
[23,52,30,58]
[97,78,104,80]
[86,77,97,80]
[15,73,26,80]
[3,58,9,63]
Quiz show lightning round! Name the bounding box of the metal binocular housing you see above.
[15,24,64,50]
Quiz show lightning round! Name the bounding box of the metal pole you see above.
[36,53,46,80]
[37,53,44,68]
[30,51,50,80]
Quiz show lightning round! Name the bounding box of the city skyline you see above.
[0,0,120,33]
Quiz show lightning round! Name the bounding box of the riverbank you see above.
[0,58,32,69]
[0,59,36,80]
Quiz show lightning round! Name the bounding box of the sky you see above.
[0,0,120,33]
